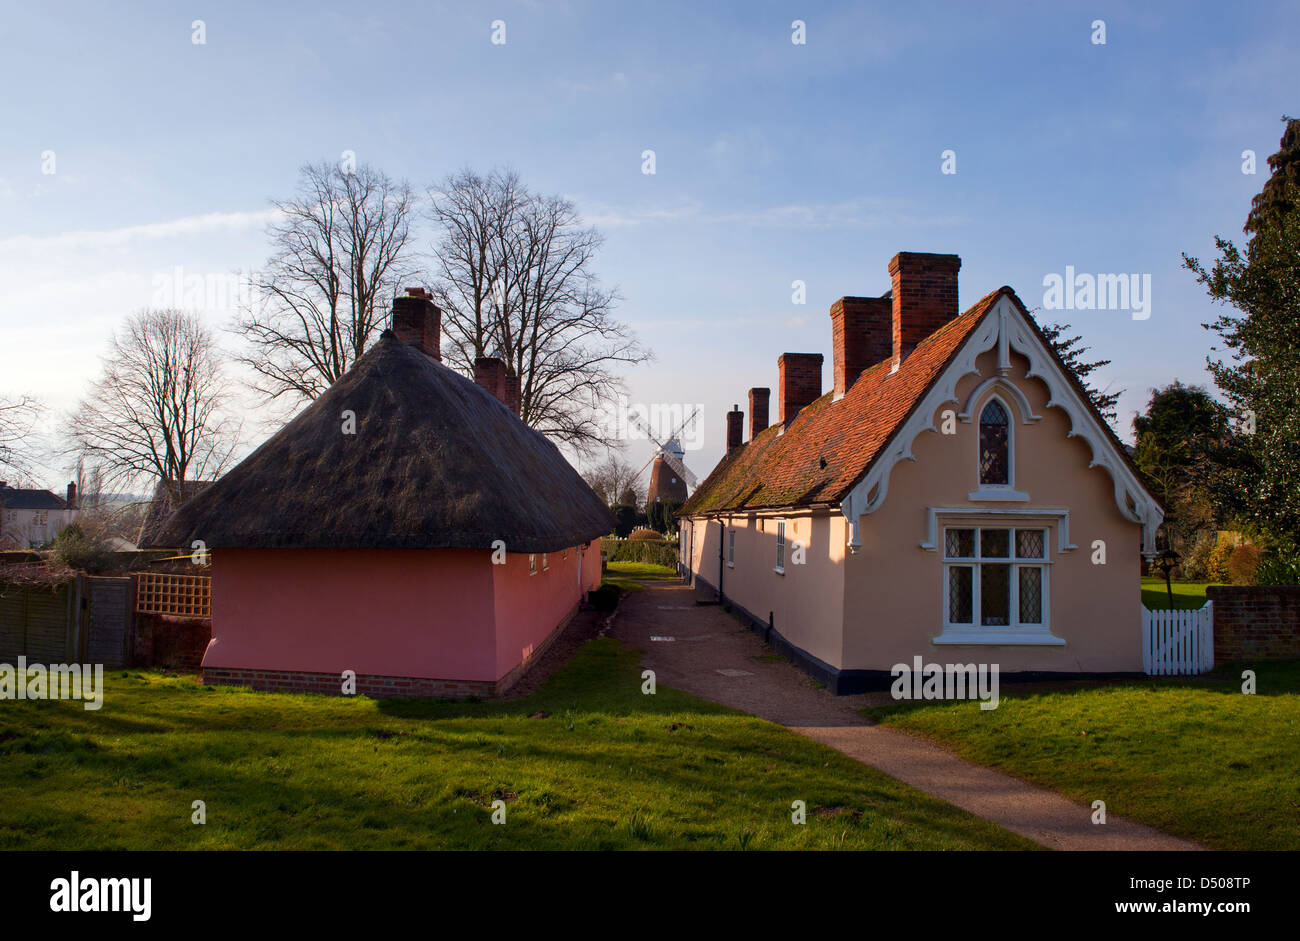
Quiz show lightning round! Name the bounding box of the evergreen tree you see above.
[1040,322,1122,423]
[1184,117,1300,581]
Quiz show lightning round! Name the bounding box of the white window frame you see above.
[774,519,786,574]
[529,553,537,575]
[727,528,735,567]
[969,393,1029,502]
[542,552,549,572]
[935,523,1062,646]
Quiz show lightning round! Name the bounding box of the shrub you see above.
[587,584,622,611]
[1227,543,1263,585]
[1254,538,1300,586]
[628,528,663,541]
[49,525,117,575]
[1179,531,1217,581]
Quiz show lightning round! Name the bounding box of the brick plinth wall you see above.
[1206,586,1300,661]
[203,667,495,698]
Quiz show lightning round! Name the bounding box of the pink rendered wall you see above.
[491,541,601,679]
[208,548,498,681]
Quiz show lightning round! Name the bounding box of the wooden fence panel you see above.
[0,583,73,663]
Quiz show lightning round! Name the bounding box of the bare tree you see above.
[235,161,417,402]
[430,169,650,455]
[0,394,43,482]
[67,309,239,503]
[582,451,646,508]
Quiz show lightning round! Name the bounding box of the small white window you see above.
[33,511,48,526]
[542,552,549,571]
[727,529,736,567]
[529,553,537,575]
[775,520,786,574]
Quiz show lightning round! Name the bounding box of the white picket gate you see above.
[1141,602,1214,675]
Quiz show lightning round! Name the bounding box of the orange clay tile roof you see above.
[678,287,1011,516]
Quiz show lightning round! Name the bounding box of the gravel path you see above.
[610,579,1201,852]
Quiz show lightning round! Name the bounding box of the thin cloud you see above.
[0,209,280,253]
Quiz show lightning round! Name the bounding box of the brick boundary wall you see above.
[1206,585,1300,661]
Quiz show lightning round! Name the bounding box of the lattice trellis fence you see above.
[135,573,211,619]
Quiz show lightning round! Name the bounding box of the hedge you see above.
[602,538,678,567]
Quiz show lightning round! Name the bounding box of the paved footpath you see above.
[610,580,1201,851]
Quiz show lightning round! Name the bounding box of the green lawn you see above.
[1140,576,1218,610]
[865,661,1300,850]
[602,561,679,592]
[0,639,1033,850]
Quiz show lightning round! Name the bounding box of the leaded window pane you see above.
[1016,529,1045,558]
[981,563,1010,626]
[945,528,975,558]
[1019,567,1043,623]
[949,567,973,623]
[979,399,1010,484]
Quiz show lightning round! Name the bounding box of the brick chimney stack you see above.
[778,353,823,423]
[504,374,521,416]
[830,295,892,397]
[726,405,744,453]
[748,387,770,440]
[889,252,961,368]
[392,287,442,360]
[474,356,508,401]
[66,482,77,510]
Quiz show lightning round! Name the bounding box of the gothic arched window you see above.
[979,399,1010,485]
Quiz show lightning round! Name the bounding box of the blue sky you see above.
[2,0,1296,487]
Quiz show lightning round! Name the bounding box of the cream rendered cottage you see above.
[677,252,1163,693]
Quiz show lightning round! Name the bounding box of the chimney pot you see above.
[726,406,744,454]
[748,387,770,439]
[778,353,823,423]
[889,252,961,368]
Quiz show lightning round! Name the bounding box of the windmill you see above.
[628,406,699,506]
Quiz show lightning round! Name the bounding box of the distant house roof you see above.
[0,486,69,511]
[137,480,216,548]
[678,287,1009,516]
[147,331,615,553]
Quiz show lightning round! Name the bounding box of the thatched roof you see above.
[137,480,215,548]
[148,332,614,553]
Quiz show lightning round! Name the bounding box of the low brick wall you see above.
[203,667,496,699]
[134,614,211,672]
[1206,586,1300,661]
